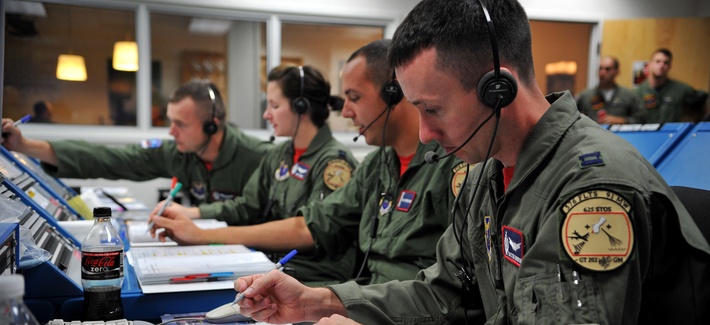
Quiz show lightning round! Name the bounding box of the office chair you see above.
[637,186,710,324]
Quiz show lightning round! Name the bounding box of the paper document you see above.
[128,244,274,293]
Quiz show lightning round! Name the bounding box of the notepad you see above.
[126,219,228,247]
[127,244,274,294]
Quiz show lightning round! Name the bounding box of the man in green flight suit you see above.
[576,56,646,125]
[232,1,710,324]
[1,79,272,206]
[636,48,708,123]
[150,39,465,285]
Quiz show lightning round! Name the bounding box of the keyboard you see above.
[47,320,154,325]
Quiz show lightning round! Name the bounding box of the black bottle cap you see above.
[93,207,112,217]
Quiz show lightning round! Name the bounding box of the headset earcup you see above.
[292,97,310,115]
[380,80,404,107]
[203,120,218,135]
[477,70,518,109]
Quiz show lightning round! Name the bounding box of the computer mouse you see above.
[204,302,254,324]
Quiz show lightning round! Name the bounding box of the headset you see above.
[380,71,404,107]
[203,85,219,136]
[292,66,311,115]
[475,0,517,110]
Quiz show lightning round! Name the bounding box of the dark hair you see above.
[347,39,393,92]
[652,48,673,62]
[389,0,534,91]
[169,79,226,129]
[33,101,49,116]
[267,65,338,127]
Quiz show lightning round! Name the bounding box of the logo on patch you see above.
[275,161,290,181]
[396,190,416,212]
[190,181,206,200]
[323,159,353,191]
[140,139,163,149]
[451,162,475,197]
[291,162,310,181]
[502,226,524,267]
[643,93,658,109]
[561,189,634,272]
[591,95,605,110]
[379,194,393,215]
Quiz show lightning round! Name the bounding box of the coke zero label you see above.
[81,251,124,280]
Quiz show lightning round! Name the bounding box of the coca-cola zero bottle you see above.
[81,207,124,321]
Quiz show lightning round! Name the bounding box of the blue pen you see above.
[232,249,298,305]
[14,114,31,126]
[146,182,183,234]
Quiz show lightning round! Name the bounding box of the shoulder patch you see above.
[451,162,475,197]
[560,189,634,272]
[140,139,163,149]
[323,158,352,191]
[578,151,604,169]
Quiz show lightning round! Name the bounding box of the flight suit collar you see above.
[506,91,579,193]
[212,124,243,170]
[298,125,333,160]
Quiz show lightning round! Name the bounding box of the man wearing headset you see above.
[1,79,272,207]
[233,0,710,324]
[150,39,463,285]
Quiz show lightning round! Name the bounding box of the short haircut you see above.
[389,0,534,91]
[652,48,673,62]
[169,79,226,128]
[601,56,620,70]
[347,39,393,91]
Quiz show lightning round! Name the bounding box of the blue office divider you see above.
[656,122,710,190]
[609,122,693,167]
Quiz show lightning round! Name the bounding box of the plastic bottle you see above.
[81,207,124,321]
[0,274,40,325]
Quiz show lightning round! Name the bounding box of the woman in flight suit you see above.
[151,65,359,284]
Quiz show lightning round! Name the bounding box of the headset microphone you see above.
[425,109,497,164]
[269,134,276,143]
[352,107,389,142]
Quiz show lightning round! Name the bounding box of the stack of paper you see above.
[127,245,275,293]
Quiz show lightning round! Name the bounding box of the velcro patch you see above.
[140,139,162,149]
[502,226,524,266]
[323,159,353,191]
[451,162,475,197]
[561,189,634,271]
[579,151,604,168]
[396,190,416,212]
[290,162,310,181]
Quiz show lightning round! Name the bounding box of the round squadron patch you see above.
[323,159,352,191]
[561,189,634,272]
[451,162,475,197]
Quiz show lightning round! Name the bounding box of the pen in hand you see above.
[146,181,183,234]
[2,114,31,138]
[232,249,298,305]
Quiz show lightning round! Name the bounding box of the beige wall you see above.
[602,17,710,91]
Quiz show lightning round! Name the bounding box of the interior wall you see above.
[601,17,710,90]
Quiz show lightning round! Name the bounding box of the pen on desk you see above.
[98,188,129,211]
[146,181,183,234]
[13,114,31,126]
[232,249,298,306]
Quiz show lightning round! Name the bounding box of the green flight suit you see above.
[43,125,272,205]
[636,79,708,123]
[327,92,710,324]
[576,84,646,124]
[200,125,359,284]
[301,141,464,284]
